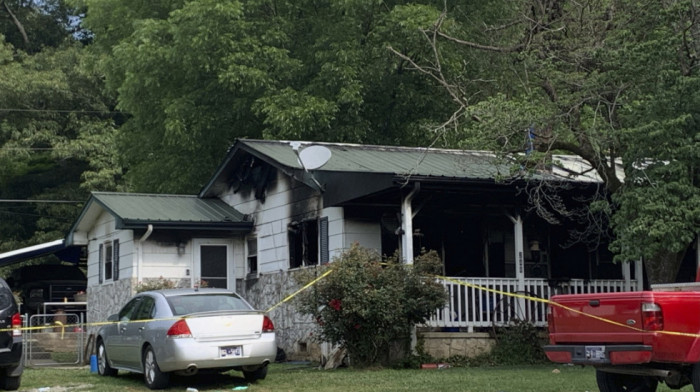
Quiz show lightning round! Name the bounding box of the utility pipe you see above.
[137,224,153,286]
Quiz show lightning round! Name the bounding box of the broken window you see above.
[289,217,328,268]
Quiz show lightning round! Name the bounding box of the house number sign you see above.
[518,251,523,274]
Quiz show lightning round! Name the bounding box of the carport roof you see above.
[0,239,82,267]
[67,192,252,245]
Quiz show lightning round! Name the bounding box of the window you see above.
[247,237,258,275]
[133,296,156,320]
[99,239,120,283]
[167,293,250,315]
[99,241,113,282]
[289,217,328,268]
[118,297,141,322]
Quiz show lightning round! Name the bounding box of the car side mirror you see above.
[107,314,118,322]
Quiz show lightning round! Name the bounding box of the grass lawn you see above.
[17,363,690,392]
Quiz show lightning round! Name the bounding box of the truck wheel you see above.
[596,369,658,392]
[691,362,700,391]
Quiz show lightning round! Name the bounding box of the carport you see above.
[0,240,88,367]
[0,239,84,268]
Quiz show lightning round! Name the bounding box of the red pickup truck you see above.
[544,283,700,392]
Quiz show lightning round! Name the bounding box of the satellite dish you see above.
[298,145,332,170]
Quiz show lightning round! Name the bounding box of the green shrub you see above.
[135,276,176,293]
[135,277,208,293]
[489,321,548,365]
[295,244,447,367]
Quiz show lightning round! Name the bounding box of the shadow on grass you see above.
[111,370,252,390]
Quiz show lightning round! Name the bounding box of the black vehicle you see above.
[0,278,23,390]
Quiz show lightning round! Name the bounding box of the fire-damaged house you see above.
[63,139,669,359]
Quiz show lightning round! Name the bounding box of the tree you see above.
[0,0,86,52]
[76,0,457,193]
[608,1,700,282]
[391,0,699,283]
[0,37,121,252]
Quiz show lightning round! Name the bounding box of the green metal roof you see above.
[89,192,247,225]
[67,192,251,245]
[200,139,617,202]
[239,139,508,179]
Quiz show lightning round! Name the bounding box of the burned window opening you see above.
[289,219,320,268]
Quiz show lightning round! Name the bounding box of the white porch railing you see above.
[424,277,633,332]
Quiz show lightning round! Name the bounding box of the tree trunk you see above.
[643,249,686,285]
[1,1,29,45]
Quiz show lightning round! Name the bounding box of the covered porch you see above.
[424,270,641,331]
[391,182,644,332]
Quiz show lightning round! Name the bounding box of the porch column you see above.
[507,214,526,293]
[635,258,644,291]
[622,261,631,291]
[401,184,419,265]
[401,184,419,355]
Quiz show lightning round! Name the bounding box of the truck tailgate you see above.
[548,291,700,363]
[549,292,652,339]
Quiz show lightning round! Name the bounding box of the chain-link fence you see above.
[25,313,86,367]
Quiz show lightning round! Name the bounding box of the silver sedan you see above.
[96,288,277,389]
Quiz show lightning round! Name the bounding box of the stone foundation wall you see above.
[239,269,499,362]
[419,332,495,359]
[86,279,135,335]
[240,268,322,361]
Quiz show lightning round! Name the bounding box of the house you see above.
[65,139,650,359]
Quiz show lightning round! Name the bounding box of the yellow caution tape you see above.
[266,268,335,313]
[436,275,700,338]
[54,321,64,339]
[3,267,699,340]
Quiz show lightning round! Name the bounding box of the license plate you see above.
[220,345,243,358]
[585,345,606,361]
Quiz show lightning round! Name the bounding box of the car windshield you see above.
[167,294,252,316]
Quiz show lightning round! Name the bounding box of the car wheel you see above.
[596,369,658,392]
[143,346,170,390]
[1,375,20,391]
[97,340,118,377]
[242,364,268,382]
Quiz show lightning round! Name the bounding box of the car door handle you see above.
[138,326,145,332]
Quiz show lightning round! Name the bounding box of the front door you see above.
[194,239,233,290]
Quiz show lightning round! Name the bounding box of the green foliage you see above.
[489,321,548,365]
[410,0,699,282]
[391,337,435,369]
[77,0,455,193]
[0,0,83,52]
[295,245,447,366]
[135,276,176,293]
[0,37,120,252]
[604,1,700,282]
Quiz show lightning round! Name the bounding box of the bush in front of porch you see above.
[295,244,446,367]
